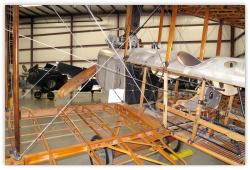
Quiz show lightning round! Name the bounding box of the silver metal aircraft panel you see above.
[97,48,245,88]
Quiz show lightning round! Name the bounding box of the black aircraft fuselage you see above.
[26,63,98,100]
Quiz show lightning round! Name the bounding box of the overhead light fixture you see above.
[20,5,42,7]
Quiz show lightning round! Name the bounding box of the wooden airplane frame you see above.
[5,5,245,165]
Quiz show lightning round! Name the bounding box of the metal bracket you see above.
[198,100,207,105]
[165,62,169,68]
[13,151,22,161]
[123,55,129,60]
[157,43,162,49]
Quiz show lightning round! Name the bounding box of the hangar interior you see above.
[5,5,245,165]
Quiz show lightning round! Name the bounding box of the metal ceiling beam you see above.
[19,10,31,16]
[32,6,50,15]
[96,5,106,13]
[69,5,82,13]
[82,5,103,21]
[111,5,118,13]
[20,6,41,16]
[56,5,71,14]
[43,5,60,14]
[234,31,245,41]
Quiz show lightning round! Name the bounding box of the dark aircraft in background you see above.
[22,63,99,100]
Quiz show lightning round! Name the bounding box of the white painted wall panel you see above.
[33,34,70,48]
[19,51,31,62]
[33,48,71,62]
[73,46,104,61]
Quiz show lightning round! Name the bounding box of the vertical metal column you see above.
[230,26,235,57]
[30,18,33,67]
[13,5,21,156]
[163,5,178,128]
[199,5,210,61]
[70,15,73,65]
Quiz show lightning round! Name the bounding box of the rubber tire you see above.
[89,135,113,165]
[47,92,55,100]
[163,138,183,153]
[34,91,41,99]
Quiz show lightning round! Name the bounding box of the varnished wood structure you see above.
[5,5,245,165]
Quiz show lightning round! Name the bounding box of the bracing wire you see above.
[85,5,165,126]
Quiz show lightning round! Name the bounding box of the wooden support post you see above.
[124,5,133,57]
[224,95,234,125]
[157,7,165,49]
[173,80,179,104]
[13,5,20,154]
[216,22,223,56]
[206,22,223,137]
[165,6,178,63]
[5,5,9,110]
[139,67,147,112]
[199,5,210,61]
[163,5,178,127]
[191,80,206,142]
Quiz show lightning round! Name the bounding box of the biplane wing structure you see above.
[5,5,245,166]
[96,48,245,96]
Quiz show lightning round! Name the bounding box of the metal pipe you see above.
[230,26,235,57]
[13,5,21,156]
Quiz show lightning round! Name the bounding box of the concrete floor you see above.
[5,89,229,165]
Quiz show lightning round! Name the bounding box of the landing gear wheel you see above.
[34,91,41,99]
[163,137,183,153]
[89,135,113,165]
[47,92,55,100]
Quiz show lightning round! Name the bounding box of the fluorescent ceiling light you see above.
[21,5,42,7]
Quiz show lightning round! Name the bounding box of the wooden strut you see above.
[190,80,206,141]
[139,67,148,112]
[224,95,234,125]
[29,111,57,165]
[5,5,9,109]
[157,7,165,48]
[13,5,21,154]
[216,22,223,56]
[124,5,133,57]
[163,5,178,127]
[199,5,210,61]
